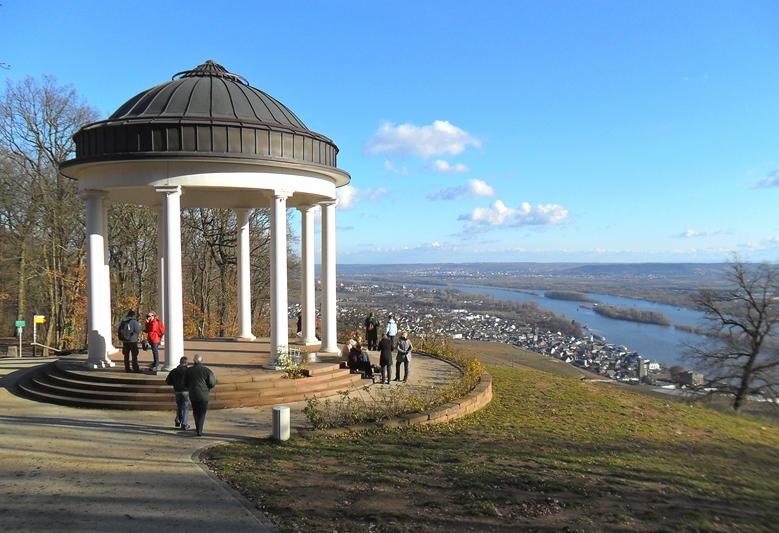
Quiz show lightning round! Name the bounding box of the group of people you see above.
[343,312,414,384]
[116,309,166,372]
[116,309,216,437]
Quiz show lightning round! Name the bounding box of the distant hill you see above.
[338,262,730,280]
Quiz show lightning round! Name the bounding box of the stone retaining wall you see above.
[307,369,493,435]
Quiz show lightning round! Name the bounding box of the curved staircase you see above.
[17,356,365,410]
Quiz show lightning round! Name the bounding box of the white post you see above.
[102,203,116,354]
[270,191,290,357]
[299,205,317,345]
[82,190,114,368]
[157,186,184,371]
[320,199,338,354]
[156,205,166,346]
[235,208,255,341]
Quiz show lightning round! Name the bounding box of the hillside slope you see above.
[207,359,779,532]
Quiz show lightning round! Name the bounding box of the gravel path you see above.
[0,352,459,532]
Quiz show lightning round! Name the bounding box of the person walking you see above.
[117,310,142,373]
[394,331,413,382]
[184,354,217,437]
[378,333,393,384]
[144,311,165,371]
[385,313,398,350]
[165,356,190,430]
[364,312,379,351]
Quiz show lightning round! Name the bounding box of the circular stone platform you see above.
[17,339,363,410]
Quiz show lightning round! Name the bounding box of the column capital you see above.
[297,203,316,213]
[273,189,293,200]
[319,198,338,207]
[79,189,108,201]
[155,185,182,196]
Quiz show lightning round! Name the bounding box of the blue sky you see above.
[2,0,778,264]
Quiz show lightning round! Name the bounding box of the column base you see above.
[302,337,320,346]
[85,358,115,369]
[235,335,257,342]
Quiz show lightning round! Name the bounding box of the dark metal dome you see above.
[65,60,339,169]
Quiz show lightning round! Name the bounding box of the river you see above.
[413,282,710,367]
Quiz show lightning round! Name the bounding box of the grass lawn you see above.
[205,359,779,532]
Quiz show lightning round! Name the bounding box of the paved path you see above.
[0,352,459,532]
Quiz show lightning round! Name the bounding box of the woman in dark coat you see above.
[377,333,393,384]
[348,341,362,373]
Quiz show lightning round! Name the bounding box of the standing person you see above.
[378,333,393,384]
[117,310,142,373]
[364,312,379,351]
[144,311,165,370]
[184,354,217,437]
[386,313,398,350]
[165,356,190,430]
[395,332,413,382]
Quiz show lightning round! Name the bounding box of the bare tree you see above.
[687,260,779,411]
[0,76,98,348]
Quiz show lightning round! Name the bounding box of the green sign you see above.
[15,320,26,327]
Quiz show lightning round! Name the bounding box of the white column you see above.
[235,208,255,340]
[157,186,184,371]
[156,206,166,346]
[82,190,114,368]
[270,191,290,357]
[102,203,116,354]
[299,205,317,345]
[320,199,338,353]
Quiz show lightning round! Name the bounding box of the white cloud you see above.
[459,200,569,228]
[337,185,358,209]
[336,185,388,209]
[367,120,481,158]
[467,178,494,197]
[753,170,779,188]
[674,229,724,238]
[431,159,469,173]
[427,178,495,201]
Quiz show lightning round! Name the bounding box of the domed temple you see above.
[61,60,350,370]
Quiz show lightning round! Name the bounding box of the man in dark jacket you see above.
[184,354,217,436]
[118,310,142,373]
[364,312,379,351]
[165,356,190,430]
[378,334,393,384]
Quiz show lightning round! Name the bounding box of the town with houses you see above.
[325,281,704,388]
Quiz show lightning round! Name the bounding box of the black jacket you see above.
[378,337,393,365]
[166,364,188,392]
[185,363,217,402]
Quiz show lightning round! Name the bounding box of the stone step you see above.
[17,380,361,411]
[30,371,361,403]
[17,360,365,410]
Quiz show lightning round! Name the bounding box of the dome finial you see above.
[172,60,248,85]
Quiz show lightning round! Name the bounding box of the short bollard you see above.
[272,405,290,441]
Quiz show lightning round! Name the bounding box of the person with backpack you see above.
[394,331,413,382]
[364,312,379,350]
[144,310,165,371]
[118,310,142,373]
